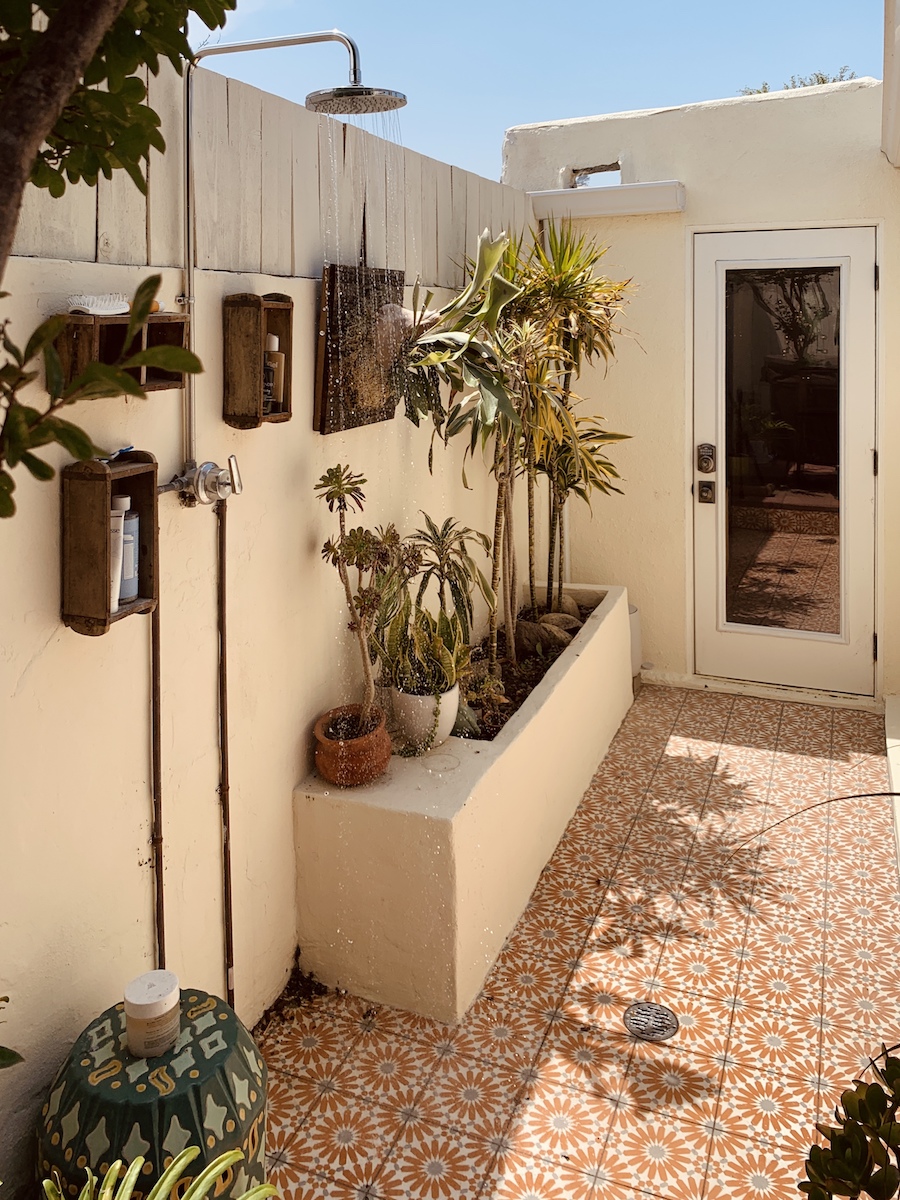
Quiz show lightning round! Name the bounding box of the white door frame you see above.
[690,226,877,697]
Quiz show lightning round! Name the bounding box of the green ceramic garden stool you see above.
[37,989,267,1199]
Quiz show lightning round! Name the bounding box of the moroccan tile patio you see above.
[259,686,898,1199]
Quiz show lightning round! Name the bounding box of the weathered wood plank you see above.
[260,91,294,276]
[361,134,388,270]
[225,78,263,273]
[146,60,184,268]
[383,138,405,271]
[97,68,149,267]
[448,166,468,290]
[192,69,229,269]
[403,149,423,285]
[337,123,366,266]
[433,159,454,289]
[317,115,343,265]
[419,157,439,288]
[292,109,322,279]
[13,179,97,263]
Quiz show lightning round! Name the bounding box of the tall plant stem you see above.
[504,457,518,665]
[336,509,375,725]
[488,439,506,677]
[546,486,557,612]
[526,447,537,618]
[557,497,566,610]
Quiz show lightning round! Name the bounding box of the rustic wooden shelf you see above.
[223,292,293,429]
[54,312,190,392]
[61,452,159,637]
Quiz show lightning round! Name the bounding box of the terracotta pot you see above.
[313,704,392,787]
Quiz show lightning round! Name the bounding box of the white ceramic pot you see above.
[391,684,460,751]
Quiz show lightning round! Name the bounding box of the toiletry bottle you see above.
[264,333,285,414]
[113,495,139,603]
[109,511,125,615]
[124,969,181,1058]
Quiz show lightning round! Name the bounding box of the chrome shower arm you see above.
[195,30,362,85]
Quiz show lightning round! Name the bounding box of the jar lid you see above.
[112,495,130,511]
[124,970,180,1019]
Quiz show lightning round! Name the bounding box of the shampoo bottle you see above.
[264,333,285,414]
[113,495,139,603]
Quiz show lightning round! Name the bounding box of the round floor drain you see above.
[623,1001,679,1042]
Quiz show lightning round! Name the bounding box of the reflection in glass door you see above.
[724,267,841,634]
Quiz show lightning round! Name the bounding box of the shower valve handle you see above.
[188,456,243,503]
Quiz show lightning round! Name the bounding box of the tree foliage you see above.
[740,66,856,96]
[0,0,235,199]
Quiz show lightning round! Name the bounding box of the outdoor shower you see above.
[155,31,407,1007]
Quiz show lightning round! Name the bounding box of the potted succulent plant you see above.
[313,464,420,786]
[380,594,470,752]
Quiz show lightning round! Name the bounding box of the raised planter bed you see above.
[293,585,634,1022]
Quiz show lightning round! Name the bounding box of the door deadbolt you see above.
[697,443,716,474]
[698,481,716,504]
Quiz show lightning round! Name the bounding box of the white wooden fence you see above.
[12,67,533,288]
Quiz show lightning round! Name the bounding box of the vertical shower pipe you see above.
[180,33,365,1009]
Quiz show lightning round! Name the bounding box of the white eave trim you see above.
[884,0,900,164]
[528,181,686,220]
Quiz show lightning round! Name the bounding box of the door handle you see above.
[698,481,716,504]
[697,444,716,473]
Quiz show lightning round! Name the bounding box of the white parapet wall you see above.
[294,585,633,1022]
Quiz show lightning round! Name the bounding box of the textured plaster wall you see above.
[503,79,900,696]
[0,80,532,1187]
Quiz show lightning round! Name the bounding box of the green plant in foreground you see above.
[0,274,201,516]
[43,1148,276,1200]
[406,512,494,645]
[381,592,470,698]
[802,1045,900,1200]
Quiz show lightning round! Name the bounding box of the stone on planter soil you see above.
[540,612,582,632]
[515,620,573,658]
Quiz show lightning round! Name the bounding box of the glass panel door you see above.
[724,267,841,634]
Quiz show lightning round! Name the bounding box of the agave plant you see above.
[43,1148,276,1200]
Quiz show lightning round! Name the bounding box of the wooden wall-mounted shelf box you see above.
[55,313,190,392]
[61,451,159,636]
[223,292,293,429]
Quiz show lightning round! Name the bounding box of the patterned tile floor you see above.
[259,685,899,1200]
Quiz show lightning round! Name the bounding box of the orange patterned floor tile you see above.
[256,687,894,1200]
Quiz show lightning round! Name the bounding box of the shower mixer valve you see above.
[163,454,243,504]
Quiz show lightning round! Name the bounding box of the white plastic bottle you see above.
[113,495,139,602]
[109,511,125,615]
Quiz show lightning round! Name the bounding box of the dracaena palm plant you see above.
[445,222,630,673]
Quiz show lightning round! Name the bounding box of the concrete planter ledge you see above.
[293,585,634,1022]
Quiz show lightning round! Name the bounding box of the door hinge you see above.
[874,633,878,662]
[875,263,880,291]
[874,449,879,476]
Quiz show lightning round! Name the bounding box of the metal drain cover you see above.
[623,1001,679,1042]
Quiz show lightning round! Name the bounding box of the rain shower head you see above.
[306,84,406,115]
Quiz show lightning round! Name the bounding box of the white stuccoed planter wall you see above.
[294,586,633,1022]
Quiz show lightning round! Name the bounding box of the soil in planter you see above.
[465,605,593,741]
[326,710,378,740]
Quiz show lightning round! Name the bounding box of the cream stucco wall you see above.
[503,79,900,698]
[0,76,534,1187]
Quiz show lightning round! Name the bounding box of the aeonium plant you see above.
[315,464,421,737]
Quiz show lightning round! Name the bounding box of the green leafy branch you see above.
[0,274,201,516]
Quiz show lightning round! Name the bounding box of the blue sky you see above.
[195,0,885,180]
